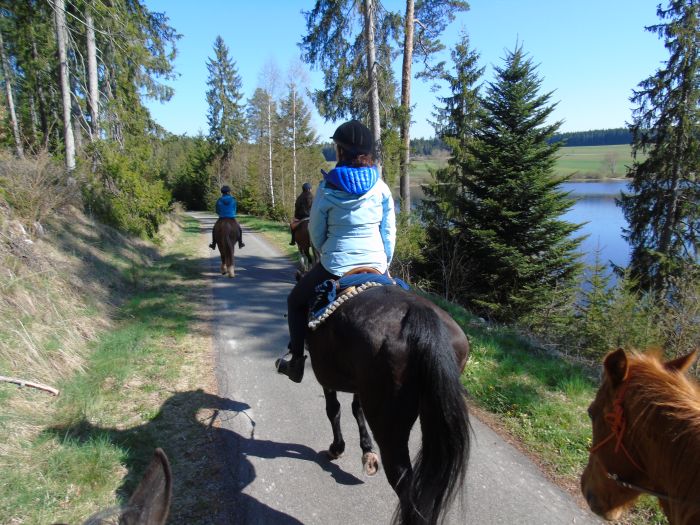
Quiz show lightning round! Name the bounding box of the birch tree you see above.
[0,29,22,157]
[53,0,75,170]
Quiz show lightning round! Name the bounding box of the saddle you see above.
[308,267,409,330]
[290,217,310,231]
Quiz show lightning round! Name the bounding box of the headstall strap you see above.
[589,380,644,472]
[591,376,700,506]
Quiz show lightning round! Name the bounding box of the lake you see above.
[399,179,632,272]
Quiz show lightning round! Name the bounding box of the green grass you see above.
[238,213,300,262]
[407,145,646,185]
[0,216,202,524]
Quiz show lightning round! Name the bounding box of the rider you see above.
[275,120,396,383]
[209,185,245,250]
[289,182,314,245]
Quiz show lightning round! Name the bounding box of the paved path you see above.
[190,212,602,525]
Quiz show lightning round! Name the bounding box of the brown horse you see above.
[581,348,700,524]
[305,285,471,525]
[294,219,318,272]
[214,218,241,278]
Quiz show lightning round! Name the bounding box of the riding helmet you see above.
[302,182,312,191]
[221,185,231,194]
[331,120,374,155]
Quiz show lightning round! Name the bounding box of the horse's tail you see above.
[219,220,235,267]
[398,304,471,525]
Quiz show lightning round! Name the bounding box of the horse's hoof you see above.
[326,445,344,460]
[362,452,379,476]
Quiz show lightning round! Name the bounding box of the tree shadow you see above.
[44,389,363,523]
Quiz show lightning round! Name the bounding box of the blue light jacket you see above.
[309,165,396,276]
[215,194,237,218]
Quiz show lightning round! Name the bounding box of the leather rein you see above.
[590,376,700,507]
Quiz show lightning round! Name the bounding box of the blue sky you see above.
[144,0,668,141]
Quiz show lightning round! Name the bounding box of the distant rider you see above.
[209,185,245,250]
[289,182,314,245]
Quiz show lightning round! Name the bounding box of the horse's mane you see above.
[624,351,700,506]
[627,351,700,432]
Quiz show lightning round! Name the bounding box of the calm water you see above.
[560,180,630,269]
[402,179,631,271]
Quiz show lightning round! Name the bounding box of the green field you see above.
[407,144,644,184]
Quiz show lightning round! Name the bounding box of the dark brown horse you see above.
[214,218,241,278]
[582,348,700,525]
[305,285,471,525]
[294,219,318,272]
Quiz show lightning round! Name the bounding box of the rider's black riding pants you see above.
[287,263,338,356]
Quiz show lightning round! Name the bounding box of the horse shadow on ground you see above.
[44,389,363,524]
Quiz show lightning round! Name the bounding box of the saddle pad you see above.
[308,273,409,330]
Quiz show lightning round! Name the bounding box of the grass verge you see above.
[0,214,226,524]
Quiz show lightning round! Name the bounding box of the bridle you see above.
[589,375,700,507]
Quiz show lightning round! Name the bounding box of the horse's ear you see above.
[664,350,698,374]
[604,348,629,386]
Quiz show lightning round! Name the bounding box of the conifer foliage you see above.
[619,0,700,293]
[206,36,247,154]
[435,45,583,323]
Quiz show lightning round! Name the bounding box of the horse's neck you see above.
[632,387,700,517]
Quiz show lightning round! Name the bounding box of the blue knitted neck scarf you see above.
[322,165,379,196]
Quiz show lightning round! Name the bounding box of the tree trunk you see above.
[292,84,297,203]
[363,0,382,171]
[399,0,415,213]
[267,95,275,208]
[31,37,49,149]
[86,7,99,140]
[54,0,76,170]
[0,30,24,158]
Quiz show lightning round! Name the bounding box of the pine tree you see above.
[619,0,700,293]
[420,31,483,300]
[205,36,247,154]
[455,45,583,323]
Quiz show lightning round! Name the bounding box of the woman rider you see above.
[276,120,396,383]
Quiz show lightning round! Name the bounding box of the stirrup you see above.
[275,353,306,383]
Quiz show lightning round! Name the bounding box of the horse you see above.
[294,219,319,272]
[214,218,241,278]
[54,448,172,525]
[305,284,471,525]
[581,348,700,525]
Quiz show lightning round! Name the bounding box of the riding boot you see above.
[238,225,245,248]
[289,229,296,246]
[275,353,306,383]
[209,237,216,250]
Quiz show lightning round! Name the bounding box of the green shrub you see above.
[390,212,426,283]
[83,147,171,238]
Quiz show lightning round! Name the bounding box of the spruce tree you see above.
[420,31,483,300]
[619,0,700,293]
[456,45,583,323]
[206,36,247,154]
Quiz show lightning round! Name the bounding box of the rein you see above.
[591,376,700,507]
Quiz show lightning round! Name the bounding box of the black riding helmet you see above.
[221,185,231,194]
[302,182,312,191]
[331,120,374,155]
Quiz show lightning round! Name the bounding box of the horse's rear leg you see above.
[363,398,417,523]
[323,389,345,459]
[351,394,379,476]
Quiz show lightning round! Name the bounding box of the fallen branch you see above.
[0,375,59,396]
